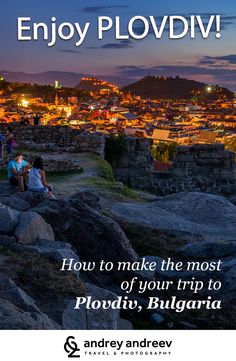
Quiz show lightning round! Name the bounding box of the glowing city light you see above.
[54,80,61,89]
[21,99,29,108]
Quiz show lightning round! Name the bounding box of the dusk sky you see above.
[0,0,236,89]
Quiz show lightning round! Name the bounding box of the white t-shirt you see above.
[29,168,45,191]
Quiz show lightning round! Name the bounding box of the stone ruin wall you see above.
[0,123,105,158]
[1,123,235,195]
[172,144,235,177]
[151,144,236,195]
[113,139,236,195]
[112,137,153,189]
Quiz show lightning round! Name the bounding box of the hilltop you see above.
[75,77,120,95]
[0,71,234,100]
[122,76,234,100]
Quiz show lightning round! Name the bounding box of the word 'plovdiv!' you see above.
[17,15,221,47]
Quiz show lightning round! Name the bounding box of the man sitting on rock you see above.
[8,153,31,192]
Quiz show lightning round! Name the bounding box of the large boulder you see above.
[118,318,133,330]
[109,193,236,241]
[68,191,101,211]
[0,235,16,247]
[14,211,54,245]
[62,299,87,329]
[0,204,20,233]
[0,194,31,211]
[178,241,236,259]
[0,299,43,329]
[0,192,49,212]
[0,275,36,310]
[85,283,120,330]
[13,239,80,274]
[32,199,138,273]
[53,284,120,330]
[0,276,60,329]
[11,191,47,208]
[0,297,61,329]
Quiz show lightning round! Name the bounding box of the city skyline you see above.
[0,0,236,90]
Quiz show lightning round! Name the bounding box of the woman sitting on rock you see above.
[29,157,53,197]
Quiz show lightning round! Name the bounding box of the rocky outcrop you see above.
[32,198,138,273]
[1,188,236,330]
[178,241,236,259]
[108,192,236,241]
[175,241,236,298]
[0,298,57,330]
[12,239,81,266]
[0,204,54,245]
[0,271,121,330]
[68,190,102,212]
[0,190,138,330]
[84,283,120,330]
[0,276,61,330]
[0,191,138,269]
[42,283,120,330]
[0,204,20,233]
[15,212,54,245]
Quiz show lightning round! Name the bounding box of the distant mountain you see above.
[1,71,234,99]
[0,70,129,88]
[122,76,234,100]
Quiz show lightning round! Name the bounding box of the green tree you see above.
[151,141,177,161]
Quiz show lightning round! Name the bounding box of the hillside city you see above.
[1,74,236,331]
[0,74,236,163]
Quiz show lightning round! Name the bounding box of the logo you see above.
[64,336,81,358]
[63,336,173,358]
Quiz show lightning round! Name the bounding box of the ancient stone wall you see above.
[112,137,153,189]
[0,123,105,157]
[28,157,80,173]
[113,140,236,195]
[149,171,236,195]
[2,123,235,195]
[172,144,235,177]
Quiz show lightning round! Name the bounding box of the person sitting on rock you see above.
[8,153,31,192]
[28,157,53,197]
[6,127,16,159]
[0,129,4,165]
